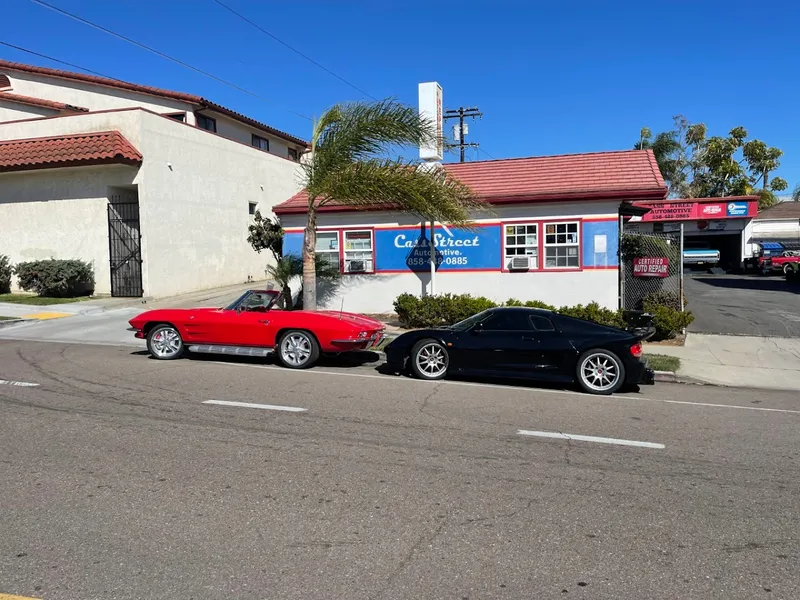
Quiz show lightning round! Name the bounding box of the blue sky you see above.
[4,0,799,191]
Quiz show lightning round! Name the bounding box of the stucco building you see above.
[274,149,667,313]
[0,60,307,297]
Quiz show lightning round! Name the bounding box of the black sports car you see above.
[383,307,655,394]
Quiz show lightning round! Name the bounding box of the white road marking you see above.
[202,400,307,412]
[206,360,800,414]
[518,429,665,449]
[0,379,40,387]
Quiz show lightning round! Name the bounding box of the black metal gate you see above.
[107,202,143,297]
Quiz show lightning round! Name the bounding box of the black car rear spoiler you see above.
[622,310,656,342]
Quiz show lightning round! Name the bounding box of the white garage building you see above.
[0,59,307,298]
[274,149,668,313]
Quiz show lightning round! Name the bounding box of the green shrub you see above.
[14,259,95,297]
[0,255,12,294]
[644,304,694,340]
[642,290,684,311]
[395,292,692,340]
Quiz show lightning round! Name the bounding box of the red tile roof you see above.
[0,130,142,173]
[0,91,88,113]
[273,149,667,214]
[0,60,308,147]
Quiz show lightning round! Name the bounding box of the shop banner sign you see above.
[374,225,502,272]
[633,257,669,277]
[640,199,757,222]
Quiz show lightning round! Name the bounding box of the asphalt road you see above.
[1,341,799,600]
[684,273,800,337]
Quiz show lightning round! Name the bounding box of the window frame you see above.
[288,147,299,161]
[251,134,270,152]
[543,220,581,270]
[314,229,342,272]
[197,114,217,132]
[501,218,583,273]
[163,111,186,123]
[503,221,540,271]
[342,228,375,274]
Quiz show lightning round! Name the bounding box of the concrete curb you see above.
[653,370,715,386]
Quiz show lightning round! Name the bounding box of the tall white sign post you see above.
[418,82,443,295]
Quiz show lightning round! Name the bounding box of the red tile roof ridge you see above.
[0,90,89,112]
[0,59,307,146]
[443,148,657,166]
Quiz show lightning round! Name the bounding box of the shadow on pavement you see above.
[691,276,798,293]
[130,349,383,369]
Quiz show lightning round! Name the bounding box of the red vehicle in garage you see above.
[128,289,385,369]
[759,251,800,275]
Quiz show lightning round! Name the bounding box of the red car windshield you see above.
[224,290,280,311]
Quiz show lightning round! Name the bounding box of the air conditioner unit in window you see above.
[345,260,366,273]
[509,256,532,270]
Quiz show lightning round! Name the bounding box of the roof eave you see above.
[0,156,142,174]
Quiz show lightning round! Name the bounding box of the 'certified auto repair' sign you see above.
[633,257,669,277]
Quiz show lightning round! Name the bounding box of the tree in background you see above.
[635,115,787,208]
[300,99,481,310]
[791,183,800,202]
[247,209,339,309]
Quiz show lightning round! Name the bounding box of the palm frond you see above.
[318,160,484,226]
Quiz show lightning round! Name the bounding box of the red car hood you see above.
[311,310,385,329]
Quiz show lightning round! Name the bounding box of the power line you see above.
[212,0,377,101]
[0,40,124,81]
[25,0,312,121]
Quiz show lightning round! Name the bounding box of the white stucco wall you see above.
[0,70,195,121]
[0,100,57,123]
[278,201,621,312]
[0,165,139,295]
[0,108,303,298]
[210,112,297,161]
[135,110,304,297]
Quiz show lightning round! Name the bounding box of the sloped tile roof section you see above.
[0,91,88,113]
[0,130,142,173]
[273,149,667,214]
[0,59,308,147]
[755,201,800,220]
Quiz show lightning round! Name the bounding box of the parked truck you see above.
[682,241,720,268]
[759,251,800,275]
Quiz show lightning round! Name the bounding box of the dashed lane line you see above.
[202,400,307,412]
[0,379,39,387]
[518,429,665,449]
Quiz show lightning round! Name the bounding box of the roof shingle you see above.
[755,201,800,220]
[273,149,667,214]
[0,59,308,147]
[0,130,142,173]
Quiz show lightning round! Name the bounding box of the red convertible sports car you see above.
[128,289,385,369]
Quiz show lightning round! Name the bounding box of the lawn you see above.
[644,353,681,373]
[0,293,92,306]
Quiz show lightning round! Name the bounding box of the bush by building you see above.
[0,255,13,294]
[393,292,693,341]
[14,259,95,298]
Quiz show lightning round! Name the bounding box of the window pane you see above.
[481,311,534,331]
[530,315,555,331]
[316,232,338,252]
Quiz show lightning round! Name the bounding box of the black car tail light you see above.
[630,341,643,358]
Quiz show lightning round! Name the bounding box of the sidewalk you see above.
[644,333,800,392]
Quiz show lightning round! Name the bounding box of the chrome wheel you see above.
[579,352,621,392]
[149,326,183,359]
[414,342,448,379]
[280,332,312,367]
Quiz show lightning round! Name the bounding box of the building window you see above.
[249,202,258,216]
[164,112,186,122]
[288,147,299,161]
[544,221,580,268]
[315,231,340,270]
[252,134,269,152]
[505,223,538,270]
[343,230,374,273]
[0,74,10,90]
[197,114,216,132]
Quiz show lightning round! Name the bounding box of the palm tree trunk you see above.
[302,209,318,310]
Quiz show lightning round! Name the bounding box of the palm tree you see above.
[266,254,340,310]
[792,183,800,202]
[300,99,480,310]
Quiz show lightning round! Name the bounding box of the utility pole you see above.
[443,106,482,162]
